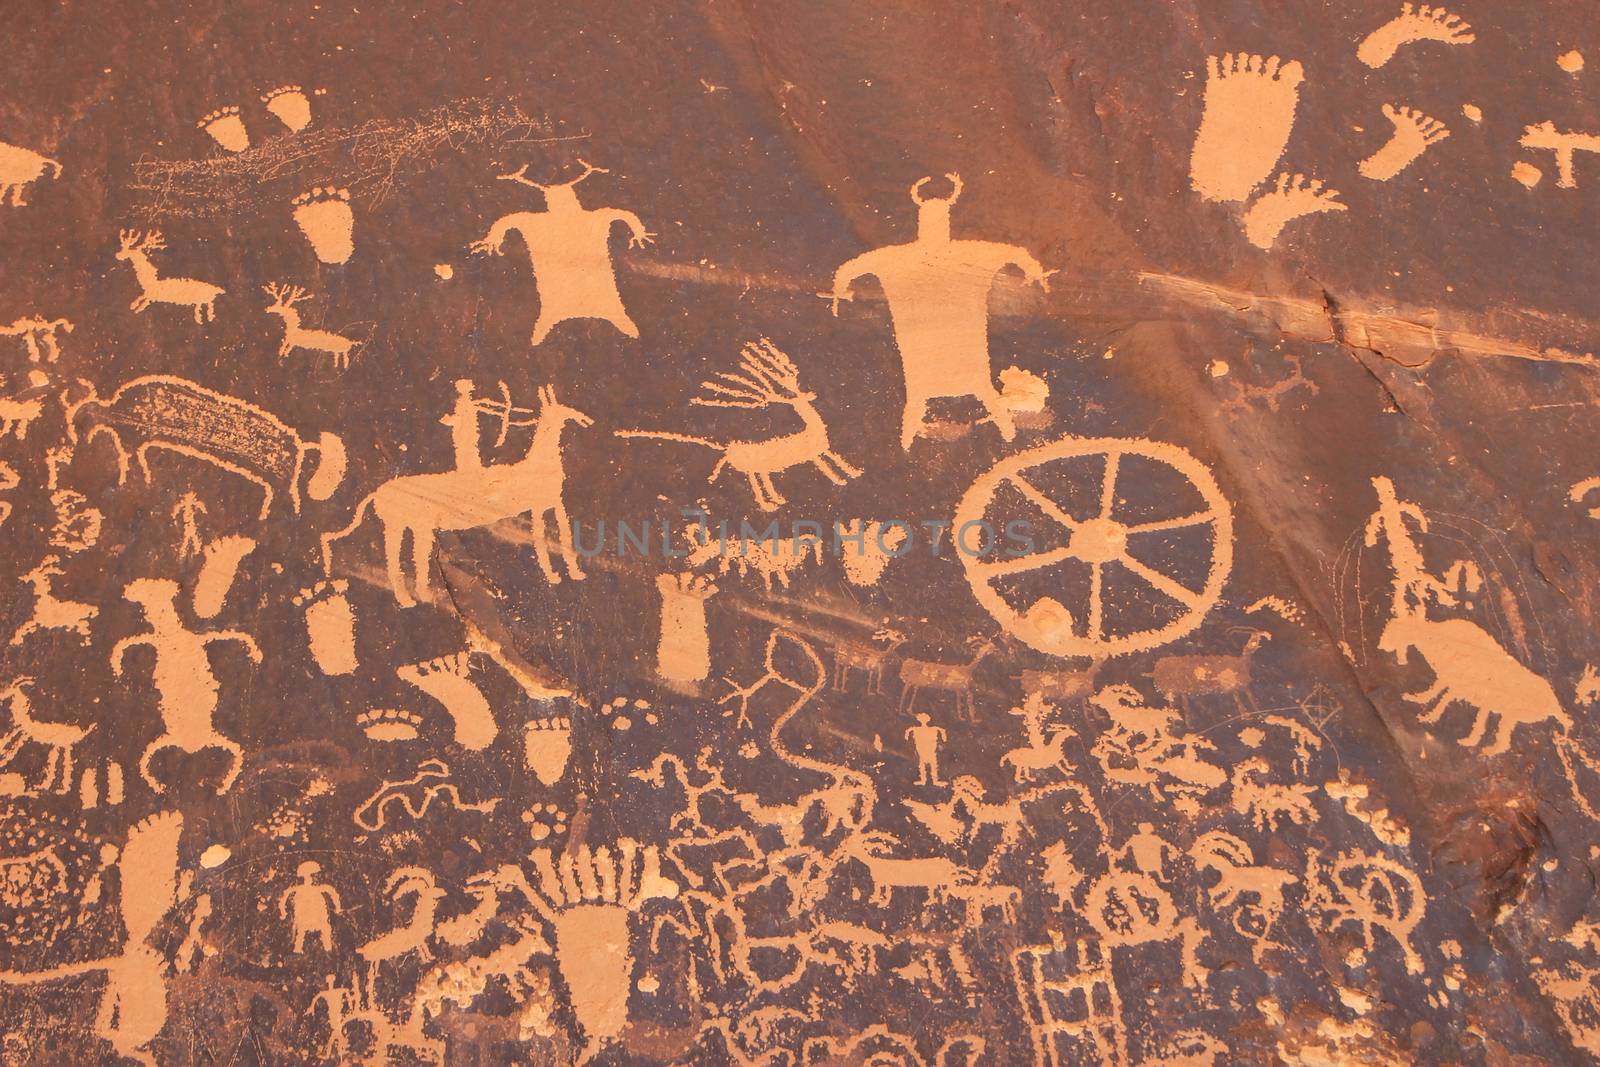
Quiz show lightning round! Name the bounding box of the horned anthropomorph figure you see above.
[830,174,1049,449]
[469,160,654,345]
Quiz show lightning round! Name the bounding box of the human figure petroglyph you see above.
[831,174,1047,449]
[1240,173,1347,250]
[1001,692,1075,784]
[1359,104,1450,182]
[1366,476,1568,755]
[905,712,947,786]
[111,577,259,795]
[10,555,97,647]
[1306,850,1427,974]
[279,860,342,953]
[309,975,354,1061]
[171,493,206,560]
[0,140,61,207]
[1520,123,1600,189]
[1356,3,1475,68]
[0,678,95,794]
[470,160,653,344]
[67,374,347,520]
[322,382,591,606]
[618,338,860,511]
[263,283,363,368]
[1189,54,1305,203]
[0,317,70,363]
[115,230,225,325]
[0,811,183,1067]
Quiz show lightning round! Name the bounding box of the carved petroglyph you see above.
[470,160,652,344]
[262,85,320,131]
[397,652,497,750]
[10,556,96,647]
[656,572,717,688]
[1521,123,1600,189]
[1359,105,1450,181]
[955,437,1233,658]
[0,141,62,206]
[115,231,225,325]
[898,636,997,721]
[1357,4,1475,68]
[0,680,95,795]
[191,534,255,618]
[1240,173,1347,250]
[263,283,363,368]
[322,382,590,605]
[831,174,1047,448]
[291,187,355,264]
[1367,477,1568,755]
[279,860,342,954]
[296,579,358,675]
[0,317,70,364]
[111,577,259,794]
[352,759,497,831]
[197,106,249,152]
[1189,54,1304,203]
[618,338,859,511]
[67,374,346,519]
[0,811,183,1066]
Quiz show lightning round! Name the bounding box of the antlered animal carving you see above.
[115,231,225,324]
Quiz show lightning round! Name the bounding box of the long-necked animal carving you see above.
[898,637,998,720]
[10,555,97,646]
[618,338,860,511]
[114,230,225,324]
[65,375,346,520]
[321,384,592,606]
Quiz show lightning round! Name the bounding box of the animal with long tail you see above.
[321,382,592,606]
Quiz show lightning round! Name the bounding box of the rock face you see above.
[0,1,1596,1063]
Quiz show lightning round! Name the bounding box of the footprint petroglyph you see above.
[1359,104,1450,181]
[1190,53,1305,204]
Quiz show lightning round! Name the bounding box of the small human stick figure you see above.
[279,860,342,954]
[110,578,261,795]
[469,160,654,345]
[830,174,1048,449]
[171,493,207,560]
[905,712,948,786]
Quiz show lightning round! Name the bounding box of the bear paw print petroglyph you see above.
[1360,104,1451,181]
[1190,53,1305,204]
[522,717,572,784]
[292,187,355,264]
[197,106,250,153]
[261,85,324,132]
[1357,4,1475,69]
[521,802,569,842]
[357,708,424,743]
